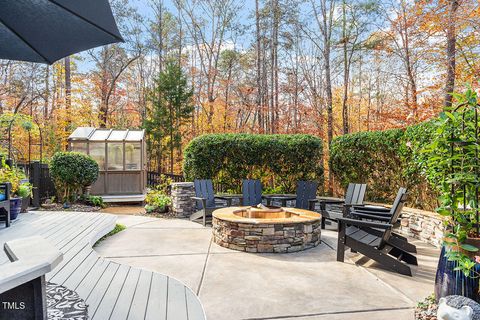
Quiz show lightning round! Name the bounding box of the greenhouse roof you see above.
[68,127,145,142]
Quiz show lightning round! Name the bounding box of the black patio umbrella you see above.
[0,0,123,64]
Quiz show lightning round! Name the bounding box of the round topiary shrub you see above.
[50,152,99,202]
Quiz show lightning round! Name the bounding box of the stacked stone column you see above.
[171,182,195,218]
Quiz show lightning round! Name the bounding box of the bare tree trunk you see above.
[255,0,263,133]
[444,0,459,108]
[341,0,349,134]
[64,56,71,127]
[44,65,49,120]
[273,0,279,133]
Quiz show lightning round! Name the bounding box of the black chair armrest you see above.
[214,196,234,206]
[320,199,345,205]
[350,211,391,222]
[191,196,208,209]
[354,205,390,212]
[337,216,392,229]
[353,209,392,217]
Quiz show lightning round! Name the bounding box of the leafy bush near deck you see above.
[183,134,323,193]
[330,121,438,210]
[50,152,99,202]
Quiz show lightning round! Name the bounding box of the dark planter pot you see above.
[9,197,22,220]
[21,196,30,213]
[435,245,480,302]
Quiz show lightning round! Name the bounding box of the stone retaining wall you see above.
[171,182,195,218]
[212,217,321,253]
[170,182,445,247]
[395,206,445,248]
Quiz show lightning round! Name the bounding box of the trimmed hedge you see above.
[330,121,438,210]
[183,134,323,193]
[50,152,99,201]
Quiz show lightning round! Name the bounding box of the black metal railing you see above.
[147,171,185,187]
[30,161,56,207]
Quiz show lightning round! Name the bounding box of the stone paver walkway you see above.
[95,215,439,320]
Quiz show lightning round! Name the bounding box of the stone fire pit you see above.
[212,205,322,253]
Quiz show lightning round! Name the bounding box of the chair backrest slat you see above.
[345,183,367,205]
[295,181,318,209]
[194,179,216,209]
[381,187,408,244]
[242,179,262,206]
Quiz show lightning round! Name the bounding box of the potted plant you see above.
[424,87,480,301]
[0,158,27,220]
[145,187,172,214]
[18,182,32,213]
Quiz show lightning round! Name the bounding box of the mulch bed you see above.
[38,203,102,212]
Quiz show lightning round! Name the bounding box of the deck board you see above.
[110,267,141,320]
[0,211,205,320]
[127,269,152,320]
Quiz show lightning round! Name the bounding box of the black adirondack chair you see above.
[349,188,417,254]
[190,179,231,226]
[242,179,262,206]
[265,181,319,208]
[294,180,319,209]
[0,183,11,228]
[310,183,367,229]
[337,187,417,276]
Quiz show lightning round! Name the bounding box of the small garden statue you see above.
[437,297,476,320]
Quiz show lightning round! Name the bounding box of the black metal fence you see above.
[147,171,185,187]
[30,161,56,207]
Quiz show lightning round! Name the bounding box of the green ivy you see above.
[183,134,324,193]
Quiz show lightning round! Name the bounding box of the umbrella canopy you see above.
[0,0,123,64]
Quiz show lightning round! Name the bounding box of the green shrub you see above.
[183,134,323,193]
[145,187,172,213]
[0,162,26,196]
[17,183,32,198]
[87,195,105,208]
[50,152,99,202]
[330,121,438,209]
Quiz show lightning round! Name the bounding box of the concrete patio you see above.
[95,215,439,320]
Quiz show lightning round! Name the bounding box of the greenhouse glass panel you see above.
[125,142,141,170]
[89,142,106,170]
[125,130,144,141]
[108,143,124,170]
[108,130,127,141]
[71,142,87,154]
[90,129,111,141]
[69,127,95,140]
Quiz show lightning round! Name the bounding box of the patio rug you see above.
[47,282,88,320]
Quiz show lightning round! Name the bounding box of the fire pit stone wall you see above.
[212,216,321,253]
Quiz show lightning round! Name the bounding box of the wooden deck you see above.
[0,211,206,320]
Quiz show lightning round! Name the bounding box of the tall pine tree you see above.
[146,61,193,173]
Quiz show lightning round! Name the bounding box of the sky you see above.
[77,0,254,72]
